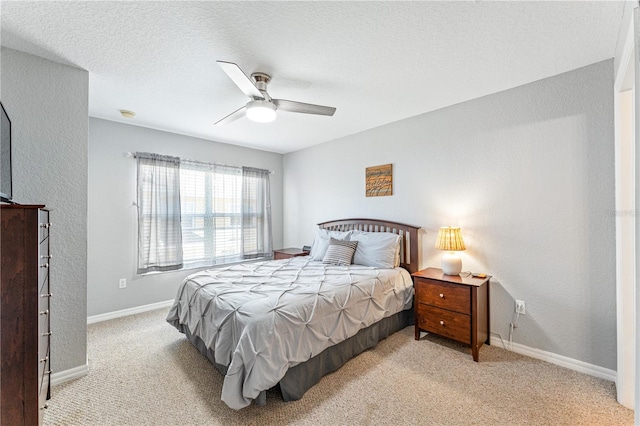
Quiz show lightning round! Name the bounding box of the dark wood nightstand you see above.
[412,267,491,362]
[273,248,310,260]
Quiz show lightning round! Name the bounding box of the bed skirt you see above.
[178,307,414,406]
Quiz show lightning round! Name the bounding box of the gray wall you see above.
[1,47,88,372]
[87,118,283,316]
[283,60,616,369]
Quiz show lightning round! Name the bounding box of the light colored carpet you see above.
[44,308,633,425]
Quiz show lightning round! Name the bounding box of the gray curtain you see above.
[241,166,273,259]
[136,152,183,273]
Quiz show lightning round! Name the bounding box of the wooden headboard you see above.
[317,218,421,274]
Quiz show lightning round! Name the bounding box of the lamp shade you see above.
[435,226,465,275]
[246,100,276,123]
[435,226,466,251]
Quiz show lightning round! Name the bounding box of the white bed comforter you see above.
[166,256,413,409]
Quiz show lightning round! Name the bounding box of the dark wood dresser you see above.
[412,267,490,362]
[1,204,52,425]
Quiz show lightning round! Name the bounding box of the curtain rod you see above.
[125,152,274,174]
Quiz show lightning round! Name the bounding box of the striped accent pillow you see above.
[322,238,358,266]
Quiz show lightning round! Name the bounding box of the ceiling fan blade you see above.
[217,61,263,99]
[273,99,336,116]
[214,106,246,126]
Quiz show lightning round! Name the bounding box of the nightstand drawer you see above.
[416,303,471,344]
[415,278,470,314]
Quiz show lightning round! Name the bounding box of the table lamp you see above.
[435,226,466,275]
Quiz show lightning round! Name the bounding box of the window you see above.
[136,153,272,273]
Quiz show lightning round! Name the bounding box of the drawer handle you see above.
[440,320,445,326]
[40,223,52,229]
[40,263,49,268]
[41,293,53,298]
[41,254,53,259]
[40,404,48,410]
[439,293,444,298]
[39,309,49,316]
[40,356,48,363]
[42,331,52,336]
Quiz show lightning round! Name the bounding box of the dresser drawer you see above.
[38,304,50,338]
[38,349,50,422]
[39,244,50,292]
[38,344,50,388]
[38,292,50,347]
[38,263,49,293]
[38,329,50,361]
[416,303,471,344]
[414,278,471,314]
[39,210,50,244]
[38,323,49,357]
[38,283,50,319]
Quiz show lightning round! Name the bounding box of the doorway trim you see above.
[613,5,636,410]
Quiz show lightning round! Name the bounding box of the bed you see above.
[166,218,420,409]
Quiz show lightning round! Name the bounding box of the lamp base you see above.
[441,252,462,275]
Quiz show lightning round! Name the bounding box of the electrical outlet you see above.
[119,278,127,289]
[515,300,526,315]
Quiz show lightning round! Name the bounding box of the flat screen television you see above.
[0,102,12,203]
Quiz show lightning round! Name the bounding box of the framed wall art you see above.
[365,163,392,197]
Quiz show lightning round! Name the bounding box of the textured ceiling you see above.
[0,1,626,154]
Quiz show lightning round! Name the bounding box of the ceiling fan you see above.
[215,61,336,125]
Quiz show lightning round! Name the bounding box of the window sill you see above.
[138,256,273,276]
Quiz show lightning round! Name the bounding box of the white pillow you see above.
[350,230,401,268]
[309,229,352,261]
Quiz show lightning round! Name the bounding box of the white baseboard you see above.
[51,364,89,386]
[53,300,174,387]
[87,299,174,325]
[489,336,616,382]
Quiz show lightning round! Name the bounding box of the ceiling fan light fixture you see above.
[214,61,335,126]
[246,100,276,123]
